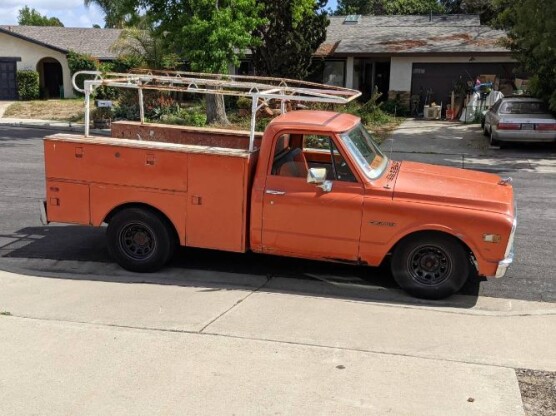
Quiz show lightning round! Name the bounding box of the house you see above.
[0,26,123,99]
[1,15,514,107]
[313,14,515,108]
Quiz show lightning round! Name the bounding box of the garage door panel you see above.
[0,60,18,100]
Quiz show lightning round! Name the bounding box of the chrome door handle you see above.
[265,189,286,195]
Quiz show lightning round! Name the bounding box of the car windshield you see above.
[500,101,548,114]
[339,124,388,180]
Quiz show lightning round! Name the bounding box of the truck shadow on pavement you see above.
[0,225,482,309]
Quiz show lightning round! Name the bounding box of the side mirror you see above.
[307,168,332,192]
[307,167,327,184]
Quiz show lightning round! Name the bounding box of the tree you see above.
[18,6,64,26]
[251,0,329,79]
[334,0,386,15]
[112,0,264,125]
[505,0,556,110]
[110,22,180,70]
[84,0,140,28]
[334,0,444,15]
[439,0,510,25]
[384,0,445,14]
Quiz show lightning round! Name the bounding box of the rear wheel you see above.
[391,234,470,299]
[490,130,500,146]
[107,208,175,272]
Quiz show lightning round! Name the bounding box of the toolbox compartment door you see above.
[46,180,90,225]
[186,154,247,252]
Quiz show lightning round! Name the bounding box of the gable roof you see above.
[317,14,509,56]
[0,25,123,60]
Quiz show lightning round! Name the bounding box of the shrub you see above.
[160,109,207,127]
[236,96,252,109]
[381,99,409,117]
[111,55,144,73]
[91,106,113,121]
[356,88,394,125]
[67,50,99,95]
[16,70,39,100]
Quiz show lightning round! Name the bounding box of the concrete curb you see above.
[0,119,111,136]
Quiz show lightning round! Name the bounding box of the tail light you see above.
[536,123,556,131]
[497,123,520,130]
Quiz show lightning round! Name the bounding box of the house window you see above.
[323,61,345,87]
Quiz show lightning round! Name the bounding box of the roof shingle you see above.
[0,25,123,60]
[324,14,509,55]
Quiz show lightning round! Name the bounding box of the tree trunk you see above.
[206,93,229,125]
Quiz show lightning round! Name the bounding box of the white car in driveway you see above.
[483,97,556,146]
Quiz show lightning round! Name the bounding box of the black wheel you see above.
[391,234,470,299]
[490,130,500,146]
[107,208,175,272]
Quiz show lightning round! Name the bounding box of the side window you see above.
[303,135,357,183]
[271,133,308,178]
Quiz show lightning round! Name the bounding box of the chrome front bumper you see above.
[492,210,517,278]
[494,254,514,278]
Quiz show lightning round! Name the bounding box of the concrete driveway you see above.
[0,101,14,118]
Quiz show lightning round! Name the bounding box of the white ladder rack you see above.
[72,69,361,152]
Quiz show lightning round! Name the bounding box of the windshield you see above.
[339,124,388,180]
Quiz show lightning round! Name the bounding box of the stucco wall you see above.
[0,32,74,98]
[389,55,515,92]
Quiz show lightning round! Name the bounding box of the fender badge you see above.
[369,221,396,227]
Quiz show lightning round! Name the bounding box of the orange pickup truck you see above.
[42,108,516,299]
[42,70,516,299]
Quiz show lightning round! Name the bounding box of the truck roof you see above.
[267,110,360,134]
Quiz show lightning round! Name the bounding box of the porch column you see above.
[345,57,354,89]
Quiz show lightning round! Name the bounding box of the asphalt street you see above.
[0,124,554,303]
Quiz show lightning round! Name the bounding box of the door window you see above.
[303,135,357,183]
[271,133,308,178]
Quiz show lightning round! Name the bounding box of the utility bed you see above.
[44,123,261,253]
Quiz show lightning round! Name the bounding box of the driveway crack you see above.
[198,275,271,333]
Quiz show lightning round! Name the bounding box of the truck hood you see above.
[392,161,513,215]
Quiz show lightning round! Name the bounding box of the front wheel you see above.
[391,234,470,299]
[107,208,175,273]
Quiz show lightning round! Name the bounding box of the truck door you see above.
[261,133,364,261]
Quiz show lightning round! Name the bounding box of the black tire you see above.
[490,130,500,146]
[391,233,470,299]
[107,208,175,273]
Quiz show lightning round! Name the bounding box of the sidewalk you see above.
[1,268,554,415]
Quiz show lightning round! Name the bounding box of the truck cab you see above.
[249,110,516,299]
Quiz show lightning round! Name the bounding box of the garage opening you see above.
[0,58,19,100]
[410,62,517,110]
[37,57,63,99]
